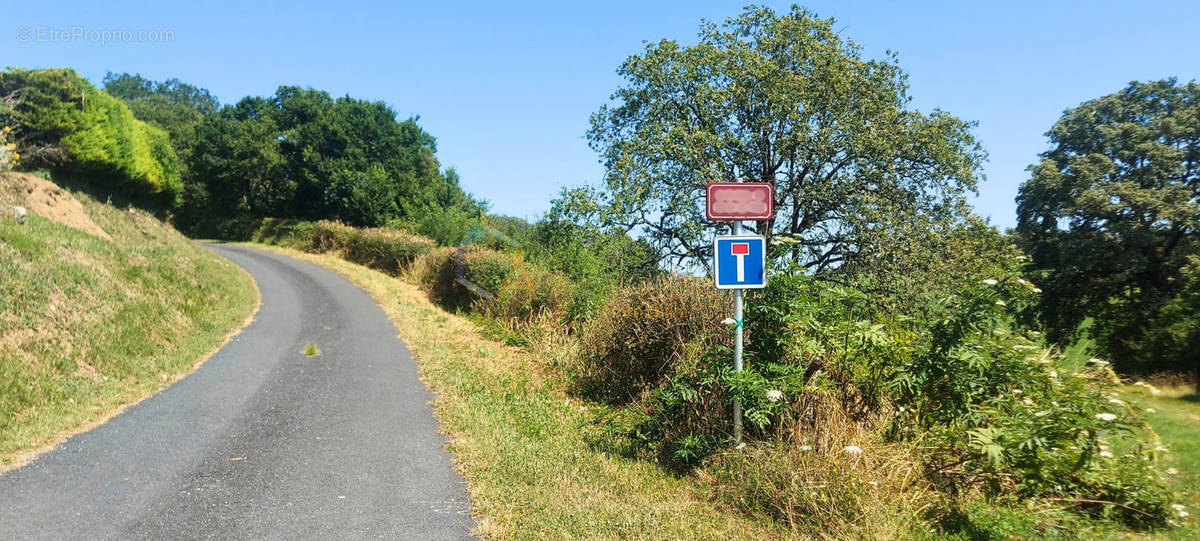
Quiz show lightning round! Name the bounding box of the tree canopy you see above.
[0,68,181,204]
[583,5,984,273]
[168,85,483,233]
[1016,79,1200,374]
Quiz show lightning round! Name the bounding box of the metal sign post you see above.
[707,181,772,444]
[732,220,744,443]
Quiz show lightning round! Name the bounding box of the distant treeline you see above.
[0,68,482,241]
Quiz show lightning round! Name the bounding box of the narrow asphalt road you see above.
[0,244,474,540]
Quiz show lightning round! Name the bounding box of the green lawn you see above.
[1138,386,1200,540]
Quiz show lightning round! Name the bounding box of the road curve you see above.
[0,244,474,540]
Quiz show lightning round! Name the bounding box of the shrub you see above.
[212,216,263,241]
[0,126,17,171]
[888,265,1176,528]
[587,255,1177,528]
[572,275,730,405]
[340,226,434,274]
[413,244,573,322]
[247,218,315,249]
[485,259,574,324]
[0,68,182,206]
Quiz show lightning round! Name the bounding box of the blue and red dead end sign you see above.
[706,182,774,221]
[714,235,767,289]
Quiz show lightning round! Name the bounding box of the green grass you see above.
[1138,386,1200,539]
[1061,330,1200,539]
[252,244,783,540]
[0,184,258,470]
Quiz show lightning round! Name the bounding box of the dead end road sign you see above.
[713,235,767,289]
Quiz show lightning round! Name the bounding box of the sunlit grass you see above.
[0,189,257,470]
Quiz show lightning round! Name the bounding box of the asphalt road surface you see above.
[0,244,474,540]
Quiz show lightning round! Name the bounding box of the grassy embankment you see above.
[250,243,783,539]
[0,172,258,471]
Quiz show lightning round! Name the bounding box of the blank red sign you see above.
[706,182,774,220]
[730,243,750,255]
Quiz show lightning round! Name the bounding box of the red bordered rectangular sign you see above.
[705,182,774,221]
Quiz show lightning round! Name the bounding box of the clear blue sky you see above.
[4,1,1198,228]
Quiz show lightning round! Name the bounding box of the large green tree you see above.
[584,5,984,272]
[178,85,483,233]
[1016,79,1200,374]
[103,72,219,176]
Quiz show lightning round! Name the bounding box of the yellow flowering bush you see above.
[0,125,17,171]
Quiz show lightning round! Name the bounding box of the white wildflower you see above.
[736,442,746,450]
[1100,450,1114,458]
[982,279,999,286]
[1023,398,1034,406]
[843,445,863,455]
[898,406,906,413]
[766,389,784,402]
[799,445,812,451]
[1095,413,1118,422]
[1050,370,1059,379]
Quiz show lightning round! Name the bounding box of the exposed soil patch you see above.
[0,172,111,240]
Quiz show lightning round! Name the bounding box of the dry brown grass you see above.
[0,172,110,239]
[705,408,938,540]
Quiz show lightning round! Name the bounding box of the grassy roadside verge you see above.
[1137,386,1200,541]
[0,185,258,471]
[249,243,784,539]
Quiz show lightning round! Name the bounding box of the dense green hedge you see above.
[0,68,181,205]
[413,245,573,322]
[216,217,434,276]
